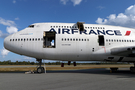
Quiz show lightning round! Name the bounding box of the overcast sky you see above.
[0,0,135,62]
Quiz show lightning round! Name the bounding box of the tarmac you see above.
[0,68,135,90]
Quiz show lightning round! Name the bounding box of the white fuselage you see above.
[4,23,135,62]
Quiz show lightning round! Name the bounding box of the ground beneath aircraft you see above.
[0,64,133,71]
[0,68,135,90]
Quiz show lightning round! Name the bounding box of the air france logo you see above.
[49,28,122,36]
[125,31,131,36]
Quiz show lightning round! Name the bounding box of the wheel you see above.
[130,67,135,73]
[110,68,118,73]
[37,67,44,73]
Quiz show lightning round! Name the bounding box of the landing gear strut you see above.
[130,63,135,73]
[36,59,44,73]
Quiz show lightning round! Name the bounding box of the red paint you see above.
[102,47,106,53]
[125,31,131,36]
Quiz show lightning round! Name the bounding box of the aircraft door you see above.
[98,35,104,46]
[43,31,56,48]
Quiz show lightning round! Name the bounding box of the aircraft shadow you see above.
[0,68,135,78]
[47,68,135,78]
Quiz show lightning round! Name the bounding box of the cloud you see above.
[24,56,33,60]
[13,0,16,4]
[97,6,105,10]
[60,0,82,6]
[15,17,19,20]
[0,30,9,38]
[61,0,69,5]
[6,26,18,34]
[0,17,18,35]
[1,48,10,58]
[0,17,16,26]
[71,0,82,6]
[96,5,135,28]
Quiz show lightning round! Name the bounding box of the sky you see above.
[0,0,135,62]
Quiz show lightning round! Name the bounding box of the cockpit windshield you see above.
[28,25,34,28]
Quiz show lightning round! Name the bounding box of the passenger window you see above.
[13,39,14,41]
[33,38,34,41]
[10,39,12,41]
[24,39,25,41]
[21,39,23,41]
[35,38,37,41]
[18,39,20,41]
[30,38,31,41]
[38,38,40,41]
[70,39,72,41]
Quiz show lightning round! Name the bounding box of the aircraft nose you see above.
[4,35,10,50]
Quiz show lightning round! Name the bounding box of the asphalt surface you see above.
[0,68,135,90]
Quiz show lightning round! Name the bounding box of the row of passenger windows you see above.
[62,38,89,41]
[10,38,135,43]
[10,38,43,41]
[106,39,135,42]
[61,38,135,43]
[51,26,105,29]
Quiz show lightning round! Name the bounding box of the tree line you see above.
[0,60,129,65]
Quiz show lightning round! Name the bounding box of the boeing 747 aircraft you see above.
[4,22,135,73]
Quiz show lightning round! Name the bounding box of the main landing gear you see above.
[110,68,118,73]
[36,59,45,73]
[130,63,135,73]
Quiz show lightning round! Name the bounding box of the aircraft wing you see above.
[111,46,135,57]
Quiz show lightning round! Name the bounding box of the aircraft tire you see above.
[110,68,118,73]
[130,67,135,73]
[37,67,44,73]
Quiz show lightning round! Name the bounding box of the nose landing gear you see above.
[36,59,45,73]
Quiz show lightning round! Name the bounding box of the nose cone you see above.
[4,35,10,51]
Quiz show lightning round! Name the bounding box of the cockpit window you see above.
[28,25,34,28]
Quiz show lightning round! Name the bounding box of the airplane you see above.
[4,22,135,73]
